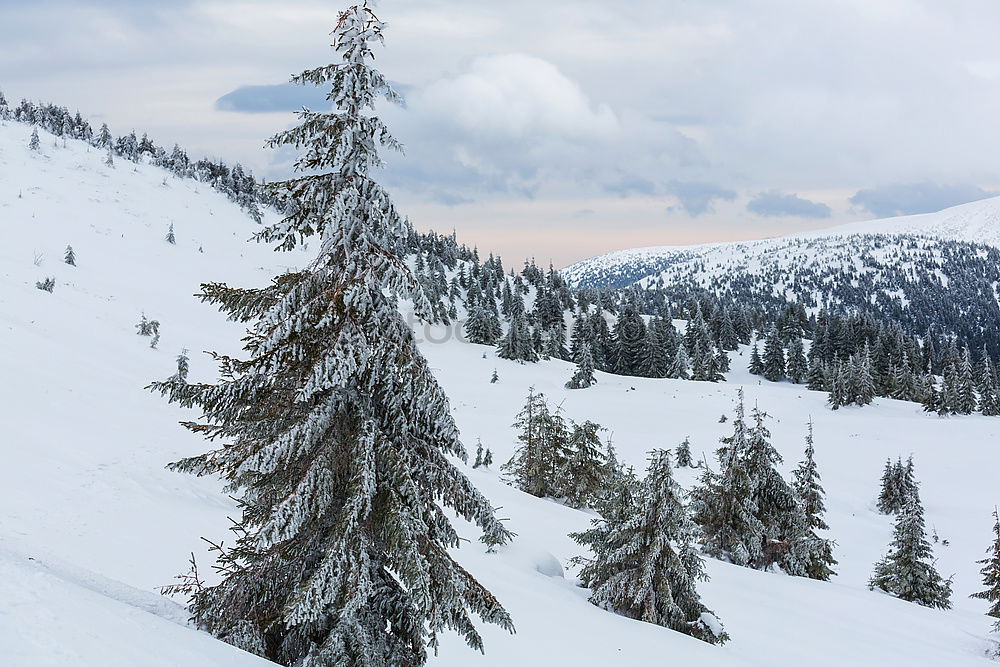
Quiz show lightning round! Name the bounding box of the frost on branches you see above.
[571,450,728,645]
[150,5,512,666]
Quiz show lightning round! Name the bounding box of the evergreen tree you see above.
[565,342,597,389]
[748,342,765,376]
[744,405,808,573]
[29,128,40,151]
[612,306,647,376]
[671,344,691,380]
[792,420,828,531]
[876,457,919,515]
[869,495,952,609]
[978,351,1000,416]
[149,7,512,664]
[955,347,977,414]
[64,245,76,266]
[490,368,499,384]
[691,390,764,566]
[561,420,608,508]
[497,310,537,363]
[675,436,694,468]
[762,327,786,382]
[806,357,826,391]
[165,223,176,245]
[473,439,484,468]
[173,348,190,383]
[464,304,500,345]
[970,509,1000,634]
[502,388,568,498]
[105,147,115,168]
[571,450,728,645]
[482,447,494,468]
[786,337,807,384]
[788,420,837,580]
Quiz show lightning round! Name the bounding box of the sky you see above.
[2,0,1000,266]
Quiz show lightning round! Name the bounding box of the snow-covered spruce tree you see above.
[165,223,176,245]
[149,7,512,665]
[675,436,694,468]
[876,457,920,515]
[971,509,1000,634]
[869,495,952,609]
[748,342,764,376]
[690,389,764,566]
[762,327,786,382]
[954,347,977,415]
[786,337,807,384]
[105,147,115,168]
[571,450,728,645]
[978,352,1000,416]
[561,420,609,508]
[64,244,76,266]
[464,303,501,346]
[792,420,827,531]
[29,128,40,151]
[173,348,190,383]
[473,439,484,468]
[787,419,837,580]
[743,405,810,574]
[497,309,537,362]
[502,388,568,498]
[565,341,597,389]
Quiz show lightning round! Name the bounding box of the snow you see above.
[563,195,1000,289]
[2,119,1000,665]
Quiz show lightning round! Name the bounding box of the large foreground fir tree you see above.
[151,6,512,665]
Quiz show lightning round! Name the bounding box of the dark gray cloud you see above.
[747,191,831,218]
[849,183,997,217]
[216,83,331,113]
[217,81,414,114]
[666,181,737,217]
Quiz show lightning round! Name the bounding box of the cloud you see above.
[849,182,997,217]
[215,83,331,113]
[415,53,619,139]
[666,181,737,216]
[747,190,831,218]
[373,53,703,199]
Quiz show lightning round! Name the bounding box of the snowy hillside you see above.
[2,119,1000,666]
[563,196,1000,289]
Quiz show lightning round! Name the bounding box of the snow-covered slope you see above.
[3,120,1000,666]
[563,196,1000,289]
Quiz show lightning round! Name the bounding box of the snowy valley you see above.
[2,106,1000,667]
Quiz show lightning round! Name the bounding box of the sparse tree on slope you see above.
[502,388,568,498]
[787,420,837,580]
[970,509,1000,634]
[869,495,952,609]
[566,341,597,389]
[748,342,765,376]
[572,450,728,644]
[762,327,786,382]
[690,390,764,566]
[29,128,40,151]
[64,245,76,266]
[149,7,512,664]
[786,337,807,384]
[497,309,537,363]
[561,420,608,508]
[675,436,694,468]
